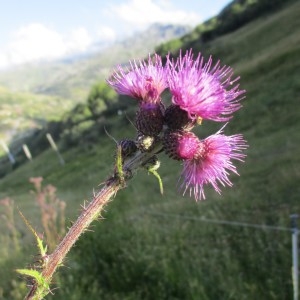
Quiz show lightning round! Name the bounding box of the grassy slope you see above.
[0,1,300,299]
[0,86,71,159]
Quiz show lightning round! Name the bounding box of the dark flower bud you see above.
[164,104,196,131]
[135,102,164,136]
[117,139,137,160]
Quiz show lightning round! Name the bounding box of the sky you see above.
[0,0,231,69]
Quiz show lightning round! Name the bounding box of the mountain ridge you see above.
[0,23,191,98]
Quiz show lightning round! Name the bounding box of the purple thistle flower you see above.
[167,49,245,122]
[107,53,168,104]
[179,127,247,201]
[163,130,202,160]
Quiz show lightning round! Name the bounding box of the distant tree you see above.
[155,39,183,57]
[66,103,91,126]
[87,82,118,120]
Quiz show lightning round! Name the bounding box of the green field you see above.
[0,0,300,299]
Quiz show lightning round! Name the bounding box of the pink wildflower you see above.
[167,50,245,122]
[179,128,247,200]
[163,130,202,160]
[107,54,167,103]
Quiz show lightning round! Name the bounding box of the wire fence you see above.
[141,210,299,300]
[143,211,293,232]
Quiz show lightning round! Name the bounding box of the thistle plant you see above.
[19,49,247,299]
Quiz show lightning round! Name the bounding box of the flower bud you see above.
[164,104,196,131]
[135,102,164,136]
[142,155,160,171]
[117,139,137,160]
[136,133,159,152]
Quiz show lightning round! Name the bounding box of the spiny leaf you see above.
[16,269,45,285]
[17,269,51,299]
[18,209,47,257]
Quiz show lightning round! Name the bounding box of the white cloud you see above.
[0,23,93,69]
[0,53,8,69]
[0,1,203,69]
[67,27,92,52]
[9,24,66,64]
[96,26,116,42]
[109,0,200,28]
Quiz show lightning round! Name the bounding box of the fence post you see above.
[22,144,33,161]
[46,133,65,166]
[291,214,299,300]
[0,140,15,164]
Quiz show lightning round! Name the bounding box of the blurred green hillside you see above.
[0,24,190,101]
[0,0,300,299]
[0,24,190,158]
[0,86,68,143]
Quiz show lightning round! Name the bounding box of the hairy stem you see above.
[25,178,121,300]
[25,142,163,300]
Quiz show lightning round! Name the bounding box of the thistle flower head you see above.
[107,49,248,201]
[163,130,203,160]
[179,128,247,201]
[167,50,245,122]
[107,53,167,103]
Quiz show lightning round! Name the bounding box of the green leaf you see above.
[16,269,44,285]
[148,168,164,195]
[16,269,50,299]
[18,209,47,257]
